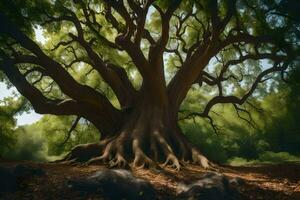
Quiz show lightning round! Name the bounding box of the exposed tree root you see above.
[57,108,212,170]
[54,142,104,163]
[163,154,181,170]
[57,128,211,170]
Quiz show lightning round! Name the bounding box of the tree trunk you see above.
[62,90,210,170]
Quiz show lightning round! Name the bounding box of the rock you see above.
[68,169,156,200]
[177,172,241,200]
[229,177,245,186]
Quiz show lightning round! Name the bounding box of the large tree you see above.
[0,0,299,169]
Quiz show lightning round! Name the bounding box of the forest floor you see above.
[0,160,299,200]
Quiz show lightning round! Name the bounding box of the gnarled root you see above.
[55,142,104,164]
[163,154,181,170]
[132,139,158,169]
[192,148,210,169]
[57,120,211,170]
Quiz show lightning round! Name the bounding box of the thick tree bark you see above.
[63,88,210,170]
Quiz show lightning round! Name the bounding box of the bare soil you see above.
[0,160,299,200]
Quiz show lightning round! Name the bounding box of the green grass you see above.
[227,151,300,166]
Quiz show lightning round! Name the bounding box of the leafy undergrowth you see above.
[0,160,299,200]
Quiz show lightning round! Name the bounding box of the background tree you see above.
[0,96,28,157]
[0,0,299,169]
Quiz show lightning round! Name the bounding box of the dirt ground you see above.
[0,160,299,200]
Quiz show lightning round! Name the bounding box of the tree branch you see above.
[60,116,81,147]
[40,8,136,108]
[0,12,123,128]
[201,62,288,116]
[0,57,81,116]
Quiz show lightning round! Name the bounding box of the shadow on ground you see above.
[0,160,299,200]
